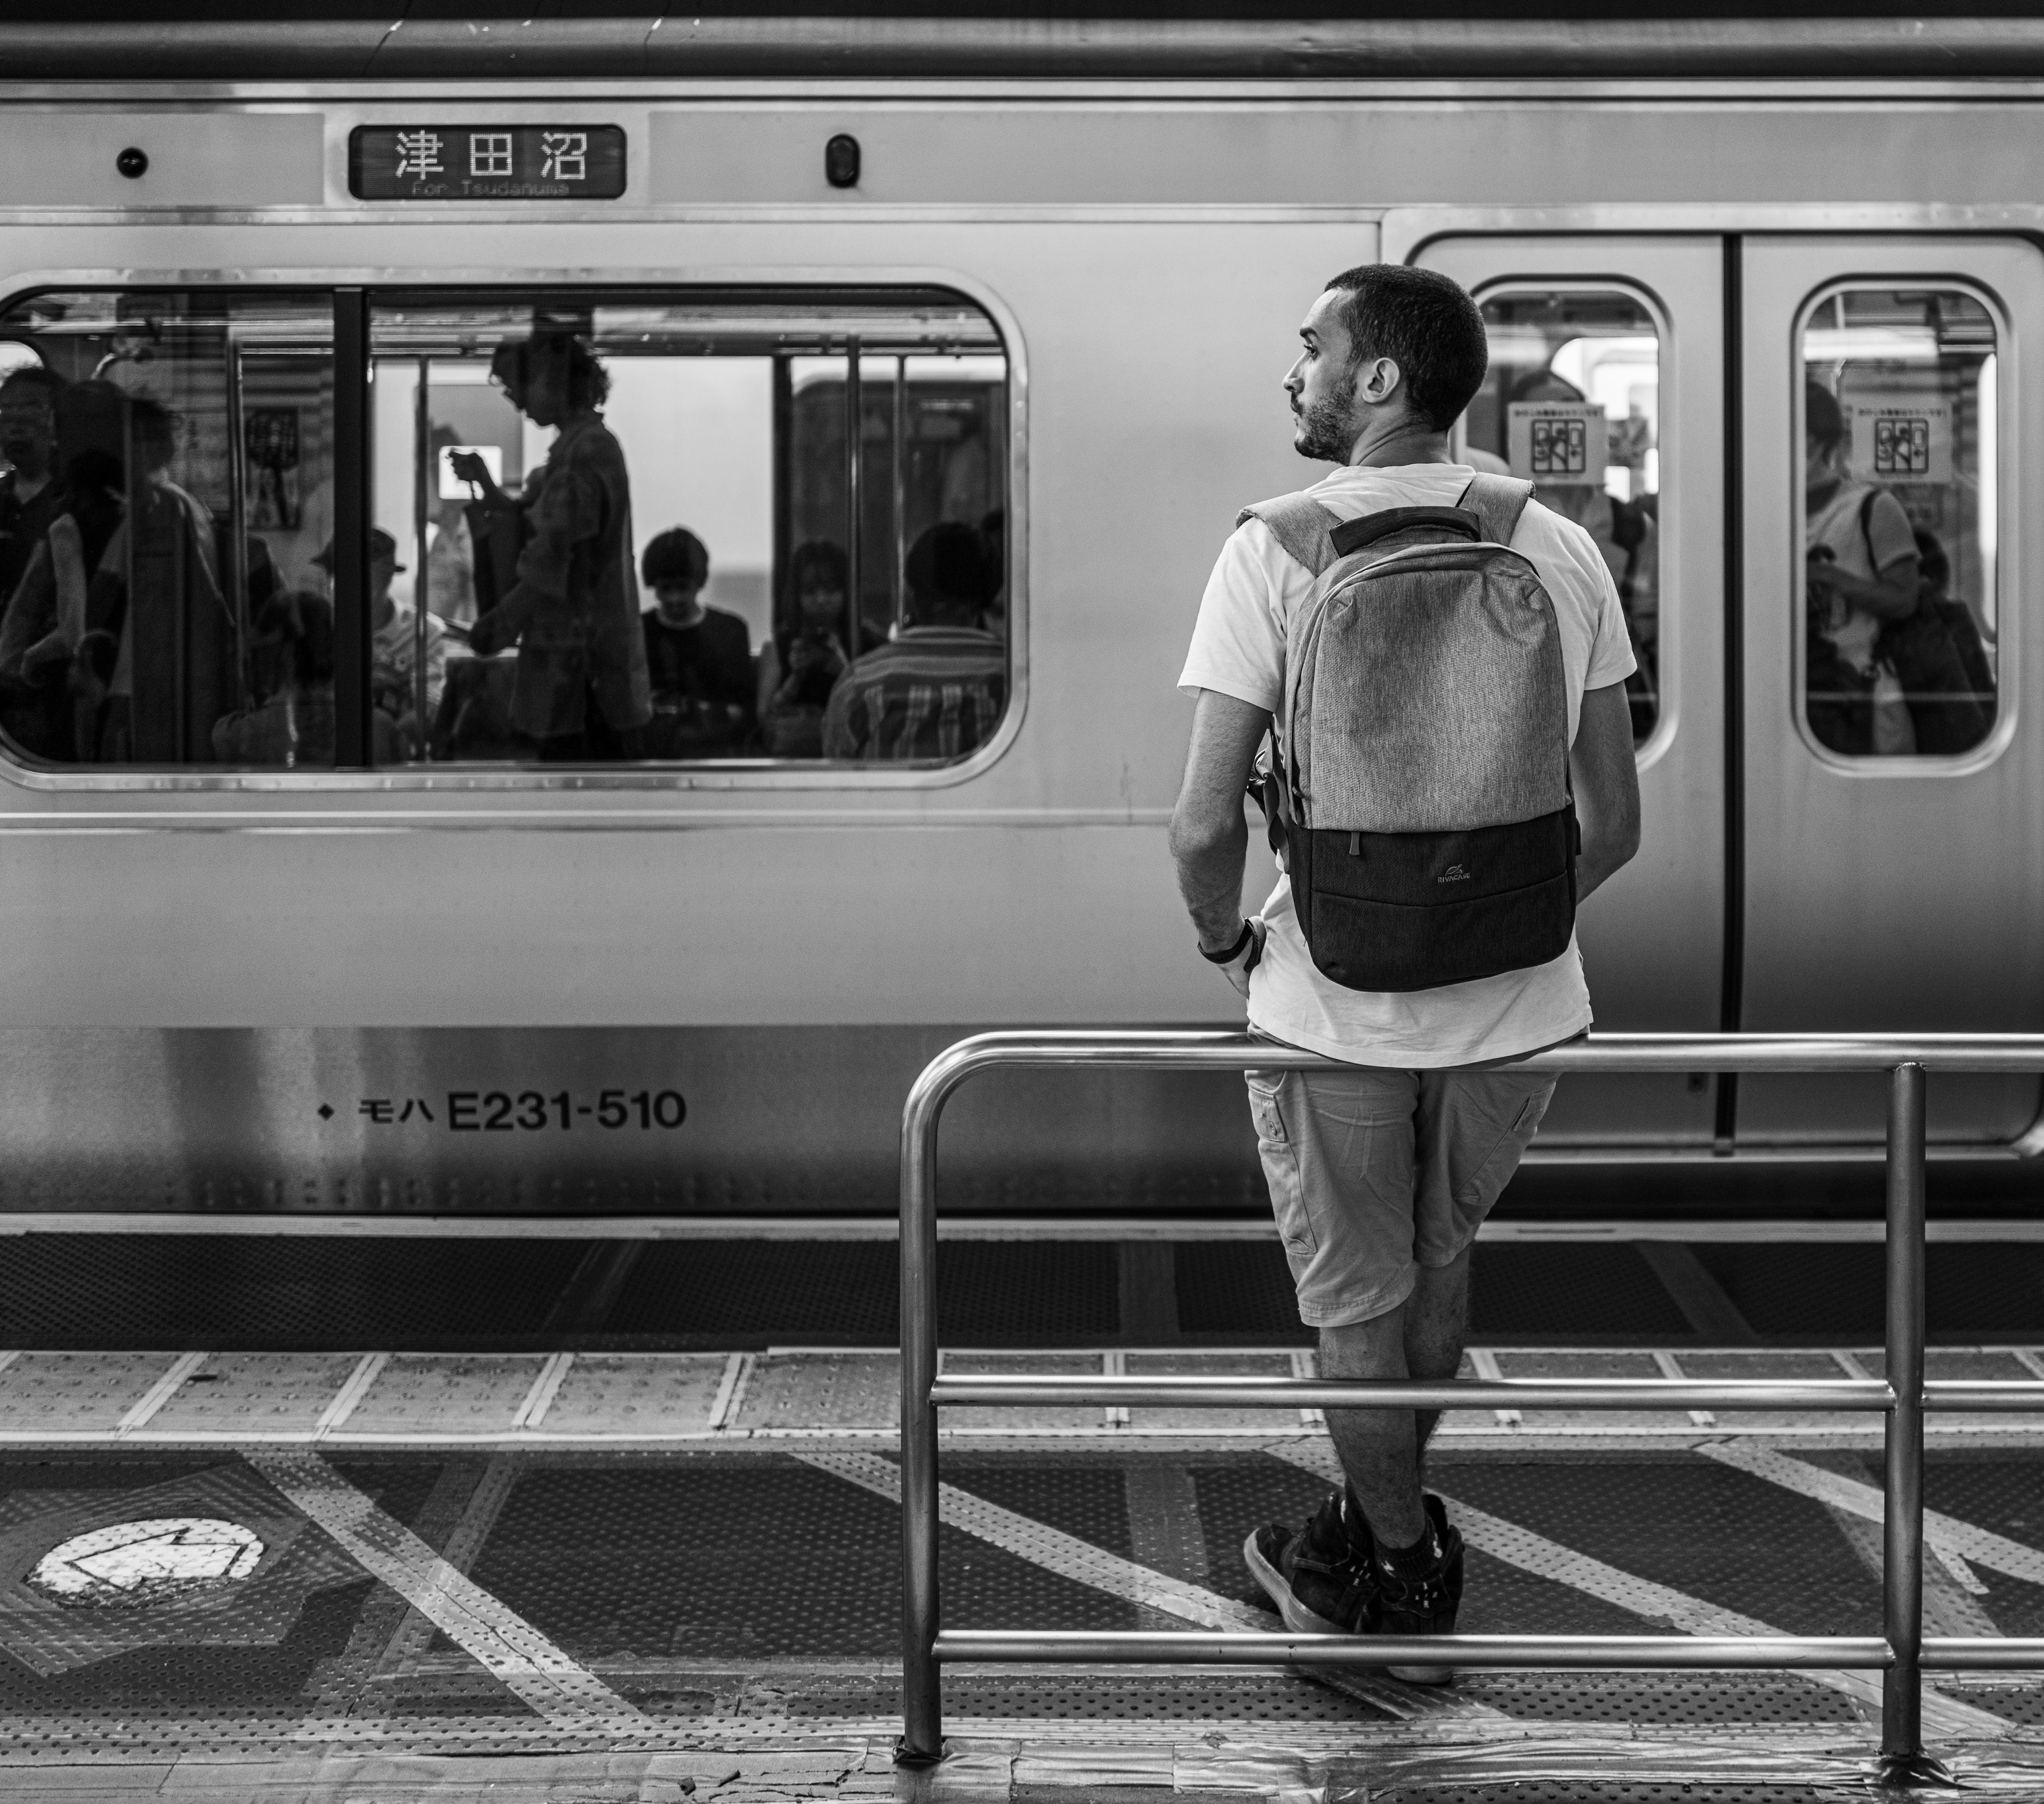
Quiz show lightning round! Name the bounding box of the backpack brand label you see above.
[1436,865,1471,884]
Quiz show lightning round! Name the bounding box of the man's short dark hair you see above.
[1805,380,1845,450]
[643,527,710,589]
[905,522,993,622]
[0,363,63,409]
[1322,264,1488,433]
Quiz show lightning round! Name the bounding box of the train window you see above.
[1466,289,1662,743]
[1800,287,1998,759]
[369,292,1009,767]
[0,285,1008,778]
[0,290,335,768]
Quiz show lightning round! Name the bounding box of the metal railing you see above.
[897,1032,2044,1784]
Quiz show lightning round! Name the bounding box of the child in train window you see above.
[759,539,852,759]
[638,526,755,759]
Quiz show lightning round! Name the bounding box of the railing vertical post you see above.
[898,1073,945,1766]
[1880,1061,1943,1786]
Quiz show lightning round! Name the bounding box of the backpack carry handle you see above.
[1329,507,1481,558]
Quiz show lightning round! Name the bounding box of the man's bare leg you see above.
[1319,1244,1474,1546]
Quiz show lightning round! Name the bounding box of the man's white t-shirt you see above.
[1177,462,1637,1069]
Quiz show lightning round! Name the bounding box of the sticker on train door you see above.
[1847,399,1952,485]
[1507,401,1608,484]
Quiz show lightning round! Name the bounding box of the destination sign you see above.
[349,125,627,201]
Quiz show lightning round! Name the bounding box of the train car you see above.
[0,11,2040,1226]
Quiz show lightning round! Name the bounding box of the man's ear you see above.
[1355,355,1403,408]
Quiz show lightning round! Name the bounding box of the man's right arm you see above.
[1169,689,1274,991]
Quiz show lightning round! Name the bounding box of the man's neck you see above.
[9,468,49,502]
[1807,475,1844,511]
[1346,415,1454,470]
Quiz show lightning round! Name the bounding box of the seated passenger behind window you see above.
[759,539,852,758]
[1802,380,1924,756]
[312,526,449,757]
[1508,370,1659,738]
[69,395,234,764]
[821,522,1004,762]
[212,590,398,767]
[453,333,652,762]
[977,508,1007,635]
[638,527,756,758]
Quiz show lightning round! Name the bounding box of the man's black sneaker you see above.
[1241,1486,1378,1635]
[1373,1493,1464,1685]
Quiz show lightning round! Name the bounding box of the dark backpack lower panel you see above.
[1291,807,1578,993]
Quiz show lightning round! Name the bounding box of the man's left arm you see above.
[1168,688,1274,998]
[1570,680,1642,903]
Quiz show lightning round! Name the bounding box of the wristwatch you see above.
[1200,919,1259,967]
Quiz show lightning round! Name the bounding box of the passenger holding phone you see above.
[450,332,651,761]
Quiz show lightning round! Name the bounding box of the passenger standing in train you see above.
[637,527,756,758]
[821,522,1003,761]
[69,395,234,764]
[454,334,652,761]
[1169,264,1641,1679]
[1803,381,1921,756]
[758,539,852,757]
[1507,370,1660,740]
[422,424,480,632]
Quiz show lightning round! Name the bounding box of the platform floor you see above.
[0,1344,2039,1800]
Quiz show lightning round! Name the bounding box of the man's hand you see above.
[1170,689,1274,992]
[1214,917,1268,999]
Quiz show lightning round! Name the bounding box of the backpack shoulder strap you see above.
[1456,471,1535,546]
[1237,493,1344,577]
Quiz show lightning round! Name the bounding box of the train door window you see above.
[1799,287,1998,759]
[0,290,334,768]
[367,291,1009,768]
[1465,289,1662,743]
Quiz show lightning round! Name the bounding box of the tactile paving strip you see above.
[0,1352,182,1437]
[142,1352,366,1438]
[339,1355,550,1439]
[534,1353,731,1436]
[736,1355,899,1432]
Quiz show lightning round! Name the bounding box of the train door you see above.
[1738,238,2044,1148]
[1419,238,1726,1149]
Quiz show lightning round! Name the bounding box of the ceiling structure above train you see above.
[10,8,2044,81]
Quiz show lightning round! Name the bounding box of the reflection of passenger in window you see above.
[0,374,122,762]
[212,591,397,768]
[760,539,851,758]
[0,366,65,602]
[454,334,652,761]
[638,527,755,758]
[821,522,1004,762]
[1803,380,1923,756]
[71,394,234,764]
[1508,371,1659,739]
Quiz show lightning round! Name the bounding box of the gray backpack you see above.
[1242,473,1577,992]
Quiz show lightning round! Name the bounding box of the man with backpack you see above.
[1168,264,1641,1683]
